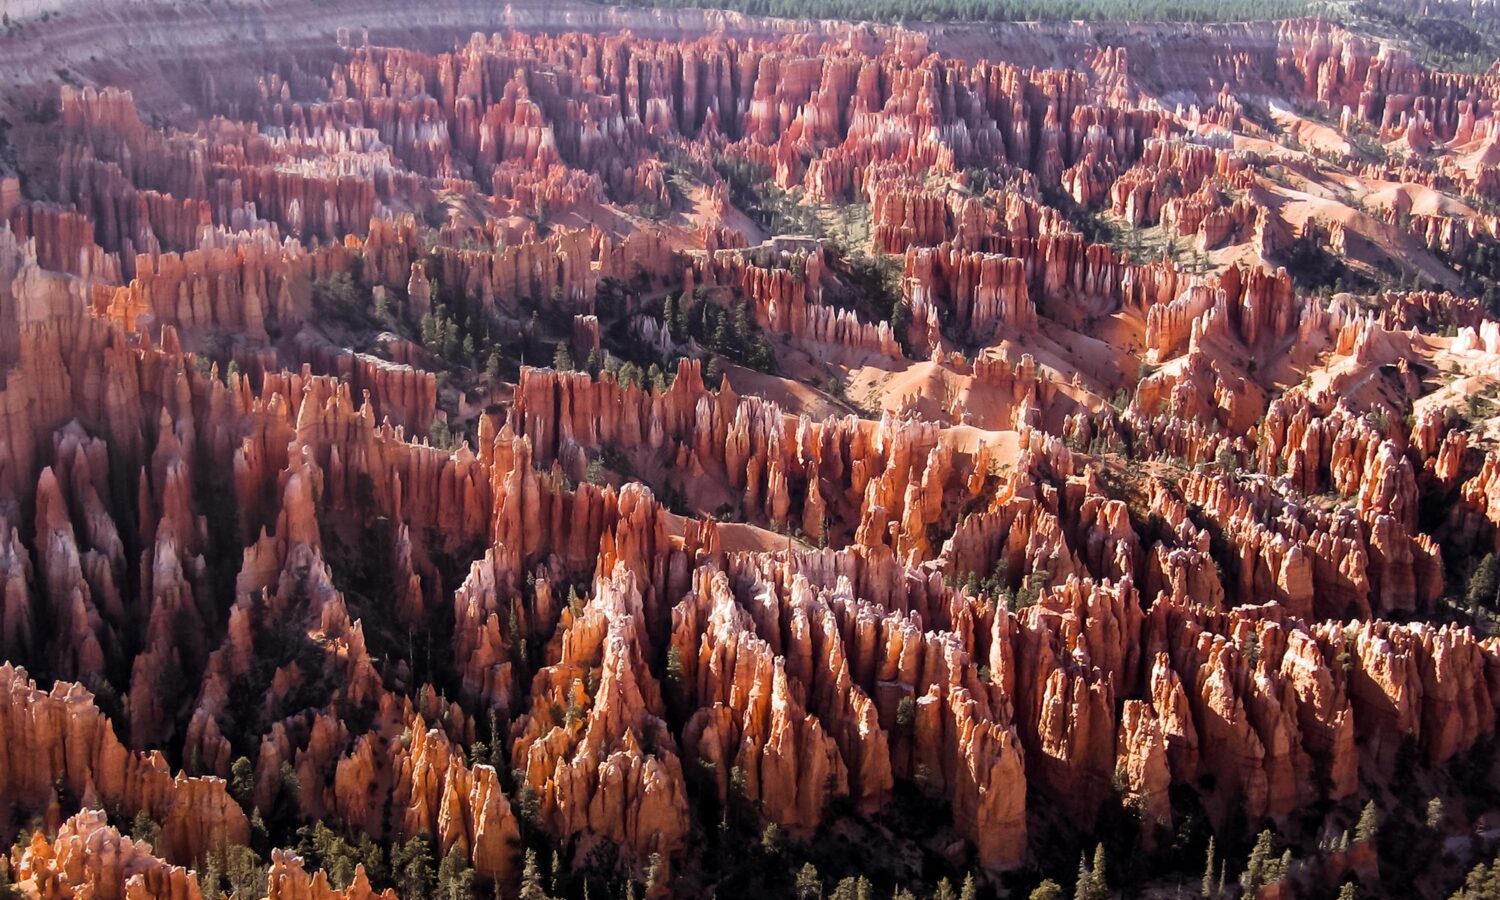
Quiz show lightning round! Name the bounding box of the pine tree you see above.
[1030,880,1063,900]
[934,878,958,900]
[129,810,161,848]
[1337,882,1358,900]
[1241,830,1283,894]
[521,848,550,900]
[1453,855,1500,899]
[392,834,436,899]
[1074,845,1108,900]
[229,757,255,809]
[1202,836,1218,899]
[225,846,268,900]
[830,877,873,900]
[1354,801,1381,843]
[200,850,223,899]
[1469,554,1500,614]
[795,862,822,899]
[960,872,978,900]
[437,846,474,900]
[645,852,666,896]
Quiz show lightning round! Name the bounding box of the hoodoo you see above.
[3,0,1500,896]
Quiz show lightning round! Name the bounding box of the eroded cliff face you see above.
[3,0,1500,896]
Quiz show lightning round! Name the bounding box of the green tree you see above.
[229,757,255,809]
[200,851,223,899]
[521,848,550,900]
[1240,830,1289,894]
[760,822,783,856]
[1074,844,1108,900]
[272,762,301,827]
[1030,880,1064,900]
[129,810,161,848]
[1452,855,1500,899]
[553,343,574,371]
[1469,554,1500,614]
[299,822,365,889]
[437,845,474,900]
[830,876,873,900]
[313,272,362,317]
[895,695,915,729]
[392,834,436,898]
[225,845,268,899]
[1428,797,1446,830]
[1354,801,1381,843]
[960,873,978,900]
[794,865,822,900]
[1202,836,1219,899]
[355,835,386,887]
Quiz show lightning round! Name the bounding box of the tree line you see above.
[611,0,1313,25]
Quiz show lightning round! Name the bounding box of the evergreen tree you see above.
[666,645,685,685]
[437,845,475,900]
[663,295,678,340]
[1240,830,1289,894]
[1469,554,1500,614]
[795,862,822,899]
[229,757,255,809]
[225,846,268,900]
[355,835,386,886]
[1202,836,1219,899]
[760,821,783,856]
[129,810,161,848]
[392,834,436,898]
[200,851,223,899]
[1030,880,1063,900]
[960,873,978,900]
[1074,844,1108,900]
[830,877,874,900]
[299,822,359,889]
[521,848,550,900]
[1453,855,1500,899]
[1354,801,1381,843]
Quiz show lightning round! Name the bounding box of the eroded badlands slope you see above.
[2,1,1500,897]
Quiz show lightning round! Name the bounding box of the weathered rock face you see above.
[265,850,398,900]
[8,1,1500,894]
[0,664,249,864]
[11,809,205,900]
[512,563,691,866]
